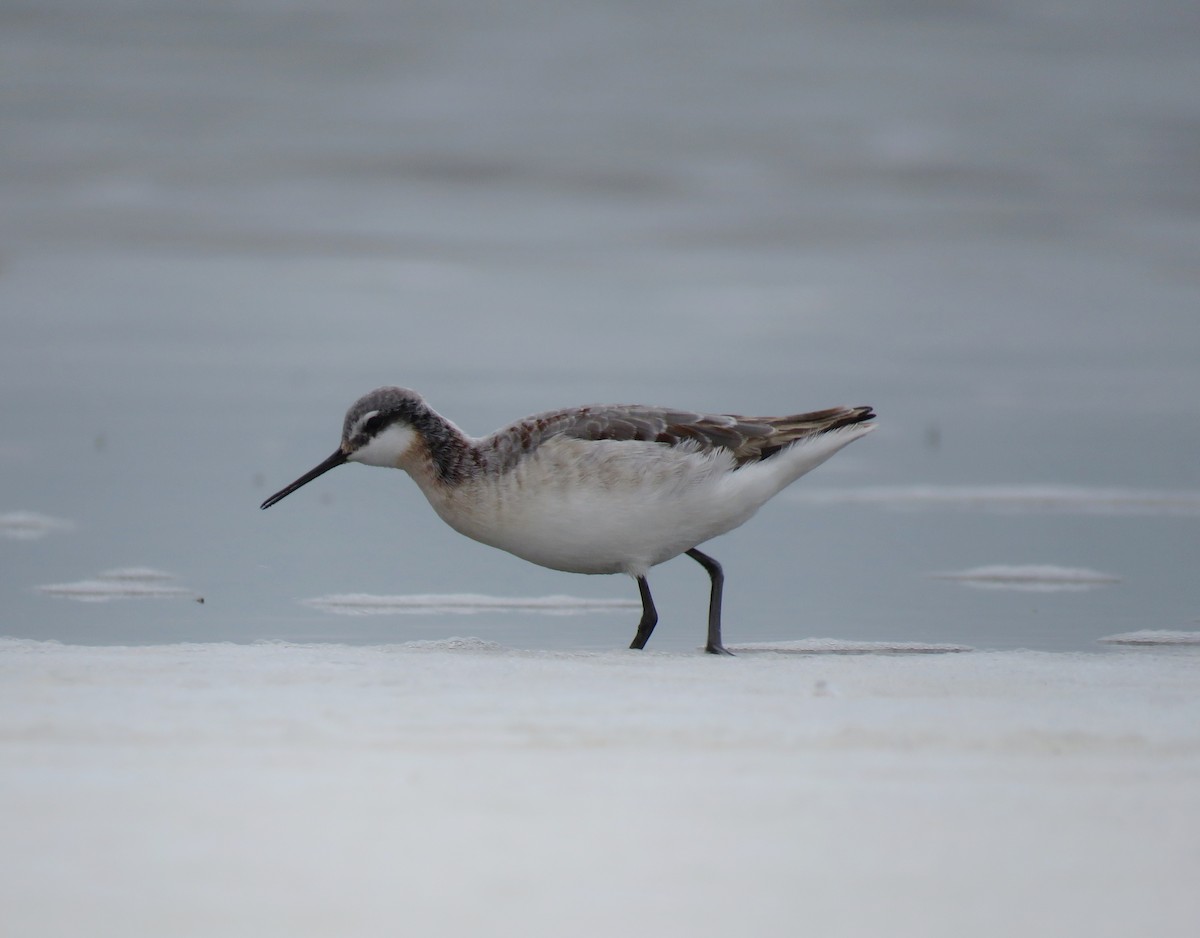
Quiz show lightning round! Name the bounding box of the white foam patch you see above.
[789,485,1200,517]
[0,510,74,540]
[303,593,642,616]
[94,566,178,582]
[730,639,974,655]
[932,564,1121,592]
[37,567,200,603]
[1098,630,1200,646]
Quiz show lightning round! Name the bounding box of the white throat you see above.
[349,423,416,467]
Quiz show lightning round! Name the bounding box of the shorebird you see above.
[261,388,876,654]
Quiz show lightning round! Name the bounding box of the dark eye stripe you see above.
[363,413,389,436]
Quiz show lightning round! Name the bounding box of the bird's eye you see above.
[350,410,383,439]
[363,413,389,436]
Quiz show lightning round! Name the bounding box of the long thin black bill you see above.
[260,449,348,509]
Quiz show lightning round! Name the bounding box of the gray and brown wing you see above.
[481,403,874,470]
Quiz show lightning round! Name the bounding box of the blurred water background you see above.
[2,0,1197,651]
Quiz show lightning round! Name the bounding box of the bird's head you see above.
[260,387,426,509]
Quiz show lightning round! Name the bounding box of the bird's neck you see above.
[402,405,482,489]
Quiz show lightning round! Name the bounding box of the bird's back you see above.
[477,403,875,472]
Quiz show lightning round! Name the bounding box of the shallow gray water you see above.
[2,1,1198,651]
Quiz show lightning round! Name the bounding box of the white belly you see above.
[420,440,730,574]
[420,428,872,577]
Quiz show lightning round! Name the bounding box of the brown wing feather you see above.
[481,403,874,471]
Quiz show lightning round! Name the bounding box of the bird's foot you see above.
[705,643,735,656]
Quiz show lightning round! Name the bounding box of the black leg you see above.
[686,548,734,655]
[629,576,658,649]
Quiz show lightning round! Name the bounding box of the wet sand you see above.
[2,638,1196,937]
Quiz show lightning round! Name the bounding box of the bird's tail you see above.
[755,405,875,459]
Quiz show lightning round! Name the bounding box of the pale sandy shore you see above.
[1,638,1197,938]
